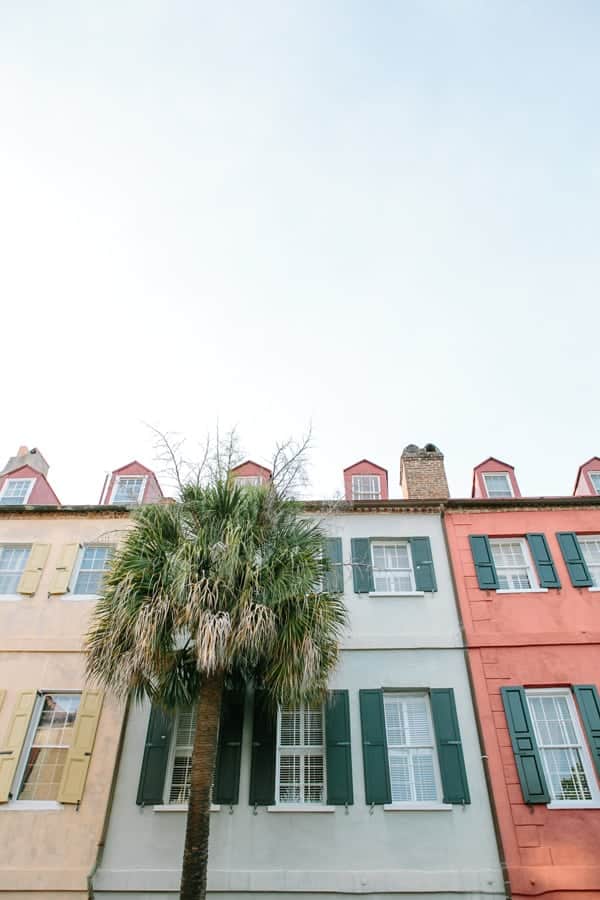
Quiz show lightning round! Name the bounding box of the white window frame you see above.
[526,688,600,808]
[69,544,114,599]
[369,540,418,596]
[589,472,600,495]
[578,535,600,590]
[351,475,381,500]
[9,691,81,810]
[110,475,147,505]
[0,544,31,600]
[0,478,35,505]
[164,707,196,806]
[383,692,445,808]
[482,472,513,499]
[235,475,263,487]
[275,703,326,808]
[490,538,541,593]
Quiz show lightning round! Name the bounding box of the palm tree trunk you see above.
[180,671,224,900]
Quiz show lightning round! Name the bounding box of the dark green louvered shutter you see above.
[351,539,373,593]
[249,691,276,805]
[501,687,550,804]
[136,705,173,805]
[326,690,353,805]
[430,689,470,804]
[556,533,593,587]
[469,535,499,589]
[213,690,245,805]
[410,537,437,592]
[359,689,391,804]
[526,534,560,588]
[573,685,600,779]
[324,538,344,593]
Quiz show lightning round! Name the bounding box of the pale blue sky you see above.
[1,2,598,501]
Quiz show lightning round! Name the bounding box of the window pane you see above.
[74,546,113,595]
[303,755,324,802]
[590,473,600,495]
[304,707,323,745]
[113,477,144,503]
[0,546,30,594]
[412,750,437,801]
[404,697,432,745]
[18,694,80,801]
[280,708,301,746]
[167,707,197,804]
[388,750,412,802]
[384,694,438,804]
[0,479,33,504]
[278,704,324,804]
[352,475,381,499]
[279,754,301,802]
[542,748,591,801]
[580,538,600,587]
[484,474,512,497]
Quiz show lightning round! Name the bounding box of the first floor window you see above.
[352,475,381,500]
[579,536,600,588]
[17,693,81,801]
[590,473,600,495]
[0,545,30,594]
[490,539,537,591]
[111,476,145,504]
[277,704,325,804]
[167,707,197,804]
[0,478,35,505]
[371,541,415,593]
[482,473,513,498]
[383,693,440,804]
[73,545,113,595]
[527,689,599,804]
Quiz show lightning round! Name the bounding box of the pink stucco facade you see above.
[445,501,600,899]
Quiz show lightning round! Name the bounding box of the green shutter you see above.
[249,691,276,805]
[136,705,173,805]
[410,537,437,592]
[469,535,499,590]
[351,539,373,593]
[526,534,560,588]
[213,689,245,805]
[556,533,593,587]
[501,687,550,804]
[326,690,353,805]
[573,686,600,779]
[359,689,391,804]
[323,538,344,593]
[430,689,470,804]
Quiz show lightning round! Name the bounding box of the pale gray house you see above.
[92,447,506,900]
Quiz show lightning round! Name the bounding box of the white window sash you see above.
[589,473,600,495]
[71,545,113,595]
[275,705,326,805]
[490,539,538,591]
[0,545,31,595]
[383,693,442,805]
[580,536,600,588]
[110,476,147,504]
[482,473,513,498]
[351,475,381,500]
[370,541,415,593]
[164,708,197,805]
[0,479,35,505]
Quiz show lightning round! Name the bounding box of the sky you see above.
[1,1,598,502]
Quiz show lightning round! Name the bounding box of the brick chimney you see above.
[400,443,449,500]
[1,446,49,477]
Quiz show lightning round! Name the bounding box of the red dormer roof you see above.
[472,457,520,498]
[100,461,163,505]
[229,460,272,482]
[343,459,389,500]
[573,457,600,496]
[0,463,60,506]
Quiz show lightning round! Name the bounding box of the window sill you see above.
[588,587,600,592]
[368,592,425,598]
[153,804,221,812]
[0,595,22,602]
[547,802,600,809]
[383,803,453,811]
[495,588,548,594]
[62,594,101,602]
[0,800,62,811]
[267,804,336,813]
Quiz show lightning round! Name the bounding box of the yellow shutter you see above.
[49,543,80,595]
[17,544,50,595]
[58,690,104,805]
[0,691,37,803]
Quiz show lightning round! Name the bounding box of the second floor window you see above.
[167,707,197,804]
[371,541,415,593]
[73,546,113,595]
[352,475,381,500]
[579,537,600,588]
[490,539,537,591]
[383,693,440,804]
[17,693,81,802]
[482,473,513,498]
[0,545,30,594]
[277,704,325,804]
[111,476,145,505]
[0,478,34,505]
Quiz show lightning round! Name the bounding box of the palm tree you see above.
[85,479,347,900]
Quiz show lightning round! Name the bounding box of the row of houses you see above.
[0,443,600,900]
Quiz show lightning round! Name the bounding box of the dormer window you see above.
[0,478,35,505]
[590,473,600,495]
[482,473,513,499]
[111,476,146,505]
[235,476,263,487]
[351,475,381,500]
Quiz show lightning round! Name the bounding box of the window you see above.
[527,689,600,805]
[352,475,381,500]
[590,473,600,495]
[111,476,145,504]
[72,545,113,595]
[16,693,81,802]
[579,537,600,588]
[482,473,513,498]
[277,704,325,804]
[383,693,440,804]
[490,539,538,591]
[166,707,197,804]
[0,545,29,594]
[0,478,34,505]
[371,541,415,593]
[235,475,263,487]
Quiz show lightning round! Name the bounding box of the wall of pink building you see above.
[0,465,60,505]
[445,505,600,899]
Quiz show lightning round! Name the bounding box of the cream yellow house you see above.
[0,448,163,899]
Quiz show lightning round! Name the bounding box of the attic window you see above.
[0,478,35,505]
[111,476,146,505]
[352,475,381,500]
[235,475,263,487]
[482,473,513,499]
[590,473,600,495]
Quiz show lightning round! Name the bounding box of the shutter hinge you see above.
[229,804,234,815]
[369,802,375,815]
[76,800,81,813]
[253,803,258,816]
